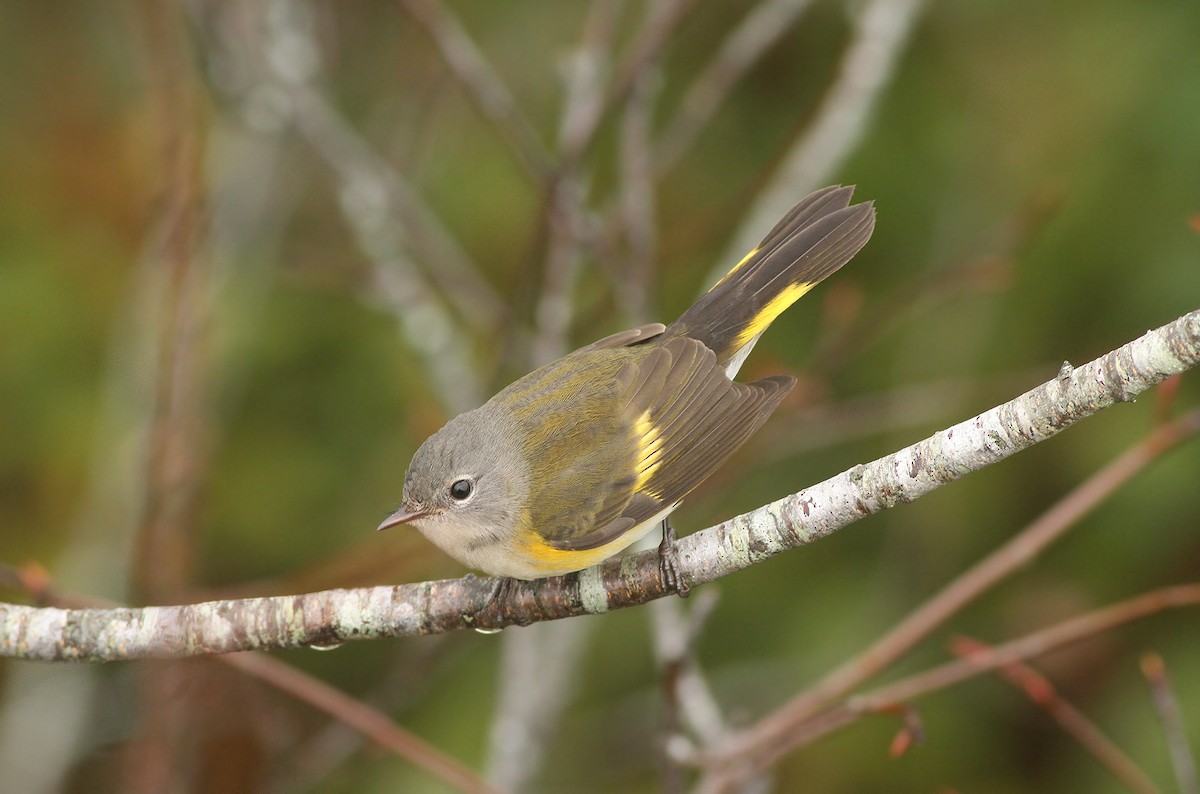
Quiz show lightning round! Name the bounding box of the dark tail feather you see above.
[667,186,876,367]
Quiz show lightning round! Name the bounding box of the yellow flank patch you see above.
[521,511,672,575]
[633,410,665,497]
[735,281,814,348]
[716,246,759,285]
[522,537,621,573]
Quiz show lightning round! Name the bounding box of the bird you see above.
[379,185,875,594]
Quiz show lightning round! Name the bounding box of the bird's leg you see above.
[658,517,690,598]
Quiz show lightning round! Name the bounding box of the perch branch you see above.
[1,309,1197,662]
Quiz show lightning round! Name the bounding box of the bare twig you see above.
[531,176,590,366]
[556,1,626,159]
[955,637,1159,794]
[858,586,1200,715]
[396,0,552,181]
[122,8,215,792]
[655,0,817,175]
[714,405,1200,767]
[560,0,696,164]
[616,67,661,322]
[483,620,591,790]
[652,590,723,793]
[483,7,630,787]
[0,564,498,794]
[226,653,502,794]
[130,0,211,605]
[270,637,454,792]
[250,2,489,412]
[702,585,1200,792]
[2,309,1197,661]
[286,83,505,335]
[718,0,927,274]
[1142,652,1199,794]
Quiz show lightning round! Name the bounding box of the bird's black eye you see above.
[449,479,473,501]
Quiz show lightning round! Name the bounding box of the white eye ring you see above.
[449,477,474,502]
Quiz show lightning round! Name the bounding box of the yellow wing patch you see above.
[633,410,666,498]
[734,281,814,349]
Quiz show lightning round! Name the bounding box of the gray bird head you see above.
[378,405,530,570]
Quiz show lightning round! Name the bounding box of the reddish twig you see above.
[654,0,817,176]
[396,0,552,181]
[701,584,1200,792]
[954,636,1159,794]
[0,562,498,794]
[712,408,1200,771]
[857,585,1200,715]
[1141,652,1199,794]
[224,652,502,794]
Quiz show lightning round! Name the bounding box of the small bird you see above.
[379,186,875,591]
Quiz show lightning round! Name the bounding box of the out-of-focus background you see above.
[2,1,1198,792]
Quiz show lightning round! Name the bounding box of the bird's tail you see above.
[666,186,876,374]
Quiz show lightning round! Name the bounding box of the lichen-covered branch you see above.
[2,309,1197,662]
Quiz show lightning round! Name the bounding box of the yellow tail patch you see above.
[716,246,759,286]
[734,281,814,348]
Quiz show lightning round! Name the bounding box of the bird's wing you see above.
[573,323,666,353]
[532,336,794,551]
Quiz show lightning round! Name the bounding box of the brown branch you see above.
[396,0,552,181]
[712,405,1200,767]
[1141,652,1199,794]
[701,585,1200,792]
[653,590,722,794]
[559,0,696,165]
[0,563,497,794]
[130,0,211,605]
[224,653,503,794]
[858,585,1200,714]
[954,637,1160,794]
[717,0,927,273]
[655,0,817,175]
[615,67,660,323]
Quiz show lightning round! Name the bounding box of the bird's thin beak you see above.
[377,505,432,531]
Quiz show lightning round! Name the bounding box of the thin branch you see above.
[700,585,1200,792]
[858,586,1200,715]
[655,0,817,175]
[267,638,455,791]
[718,0,926,275]
[556,1,626,158]
[616,67,661,323]
[714,405,1200,765]
[130,0,211,605]
[652,590,723,793]
[0,564,498,794]
[246,0,501,413]
[1,309,1196,662]
[1142,652,1199,794]
[396,0,552,181]
[954,637,1160,794]
[531,176,590,366]
[560,0,696,164]
[483,621,590,790]
[225,653,503,794]
[264,82,488,410]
